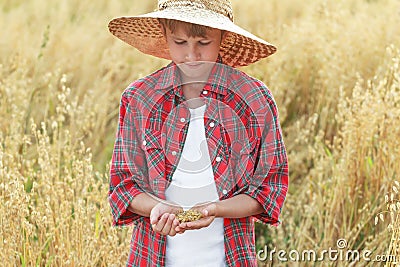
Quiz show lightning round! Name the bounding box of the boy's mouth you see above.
[184,63,203,68]
[177,62,216,78]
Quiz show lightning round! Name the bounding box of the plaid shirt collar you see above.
[154,55,228,96]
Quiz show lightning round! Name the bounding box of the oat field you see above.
[1,0,400,266]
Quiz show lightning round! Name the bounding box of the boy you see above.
[108,0,288,266]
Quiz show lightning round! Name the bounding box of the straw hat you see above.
[108,0,277,67]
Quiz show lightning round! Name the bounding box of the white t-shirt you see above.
[165,104,225,267]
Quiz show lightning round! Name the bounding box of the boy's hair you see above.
[158,18,211,38]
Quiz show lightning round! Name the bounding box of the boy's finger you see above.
[154,213,169,232]
[172,217,180,226]
[161,214,175,235]
[186,216,213,229]
[169,218,178,236]
[175,225,186,234]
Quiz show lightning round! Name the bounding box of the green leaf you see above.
[24,176,33,193]
[367,156,373,168]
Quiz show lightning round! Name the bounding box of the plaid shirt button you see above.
[171,151,177,156]
[142,140,147,146]
[222,189,228,194]
[180,118,186,123]
[216,156,222,162]
[202,90,208,95]
[209,122,215,127]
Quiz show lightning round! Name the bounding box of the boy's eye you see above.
[174,40,186,45]
[199,41,211,46]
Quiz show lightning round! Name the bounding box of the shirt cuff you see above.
[244,169,288,226]
[109,179,144,226]
[245,187,281,227]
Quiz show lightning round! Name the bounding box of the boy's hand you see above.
[150,201,184,236]
[178,202,217,231]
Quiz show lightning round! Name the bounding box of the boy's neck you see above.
[182,83,205,100]
[179,71,211,101]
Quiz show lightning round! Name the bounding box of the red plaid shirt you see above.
[109,60,288,266]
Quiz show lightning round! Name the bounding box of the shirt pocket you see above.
[141,128,163,150]
[141,128,166,195]
[230,136,259,183]
[206,124,227,164]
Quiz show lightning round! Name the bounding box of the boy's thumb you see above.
[150,210,159,224]
[203,209,209,216]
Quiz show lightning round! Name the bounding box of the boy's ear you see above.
[221,30,228,44]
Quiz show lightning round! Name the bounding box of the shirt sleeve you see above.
[108,91,147,227]
[244,94,289,227]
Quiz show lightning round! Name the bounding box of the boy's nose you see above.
[186,46,200,62]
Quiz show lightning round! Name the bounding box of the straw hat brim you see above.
[108,6,277,67]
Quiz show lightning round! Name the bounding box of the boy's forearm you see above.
[129,193,264,218]
[215,194,264,218]
[128,193,160,217]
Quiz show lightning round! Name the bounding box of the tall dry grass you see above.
[1,0,400,266]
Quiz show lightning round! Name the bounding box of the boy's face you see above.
[162,23,224,79]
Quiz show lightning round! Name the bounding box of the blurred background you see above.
[1,0,400,266]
